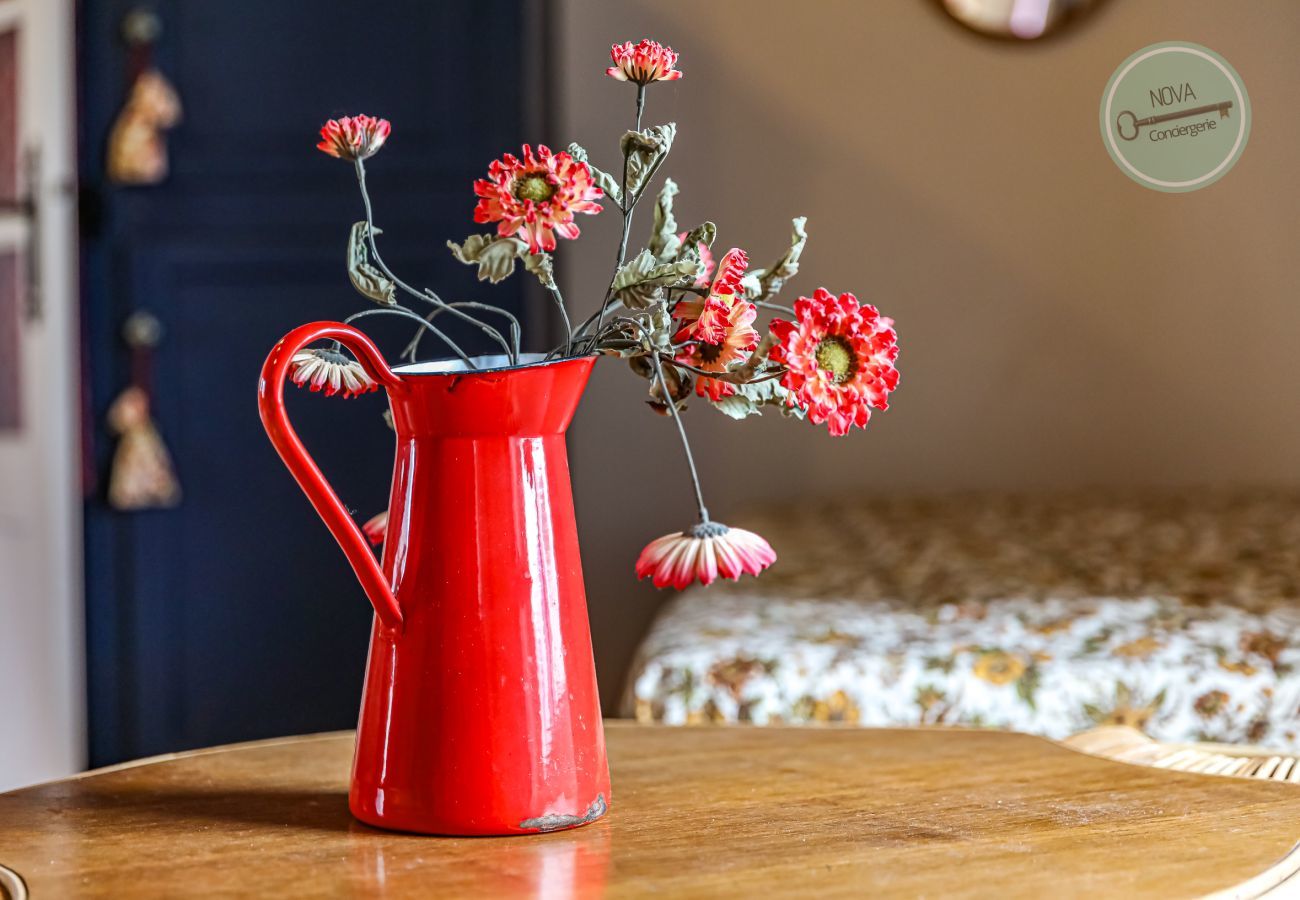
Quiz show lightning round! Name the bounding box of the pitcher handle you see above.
[258,321,405,631]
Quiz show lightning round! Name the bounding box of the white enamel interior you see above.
[392,352,551,375]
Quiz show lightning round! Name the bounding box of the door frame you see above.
[0,0,84,791]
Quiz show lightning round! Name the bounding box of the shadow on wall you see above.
[555,0,1300,709]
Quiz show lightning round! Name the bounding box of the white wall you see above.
[0,0,83,790]
[555,0,1300,707]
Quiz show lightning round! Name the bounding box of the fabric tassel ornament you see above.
[106,385,181,510]
[107,69,182,185]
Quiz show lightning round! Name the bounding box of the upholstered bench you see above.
[624,491,1300,751]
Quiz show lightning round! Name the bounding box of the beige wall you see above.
[555,0,1300,708]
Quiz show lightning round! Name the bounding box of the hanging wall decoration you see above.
[106,311,180,510]
[106,9,181,186]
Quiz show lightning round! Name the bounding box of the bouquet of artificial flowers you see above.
[299,39,900,590]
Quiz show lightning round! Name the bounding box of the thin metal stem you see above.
[651,353,709,523]
[353,159,511,360]
[753,300,796,316]
[344,307,475,367]
[549,286,573,345]
[659,353,785,384]
[571,298,623,343]
[584,82,649,353]
[402,301,521,364]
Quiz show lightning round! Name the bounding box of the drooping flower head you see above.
[289,348,378,398]
[316,115,391,161]
[606,39,683,85]
[769,288,899,436]
[473,144,603,255]
[672,248,759,399]
[635,521,775,589]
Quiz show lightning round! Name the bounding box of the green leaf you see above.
[611,249,698,308]
[620,123,676,199]
[644,304,675,352]
[666,220,715,287]
[680,221,716,253]
[348,222,396,306]
[567,142,622,206]
[676,221,716,276]
[707,377,796,420]
[743,216,808,303]
[447,234,520,283]
[447,234,555,289]
[710,392,761,420]
[646,361,692,414]
[648,178,680,261]
[520,249,556,290]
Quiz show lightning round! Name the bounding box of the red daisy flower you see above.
[674,301,759,400]
[768,289,899,436]
[316,114,391,161]
[673,248,748,343]
[606,39,683,85]
[473,144,603,255]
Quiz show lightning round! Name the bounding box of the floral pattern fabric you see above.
[627,593,1300,748]
[625,492,1300,750]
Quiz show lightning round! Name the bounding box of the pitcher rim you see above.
[391,351,598,378]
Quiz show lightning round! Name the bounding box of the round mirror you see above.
[938,0,1106,41]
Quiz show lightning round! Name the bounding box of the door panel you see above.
[80,0,542,764]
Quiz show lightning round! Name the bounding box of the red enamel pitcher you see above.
[258,321,609,836]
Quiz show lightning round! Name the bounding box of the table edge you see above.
[9,722,1300,800]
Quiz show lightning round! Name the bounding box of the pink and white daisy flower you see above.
[606,39,683,85]
[316,114,391,161]
[473,144,604,255]
[362,510,388,545]
[635,521,776,589]
[289,348,378,398]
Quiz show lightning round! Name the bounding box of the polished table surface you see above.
[2,723,1299,899]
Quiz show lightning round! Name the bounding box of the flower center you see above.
[314,348,351,366]
[814,336,856,384]
[513,173,557,203]
[689,521,730,539]
[696,342,723,364]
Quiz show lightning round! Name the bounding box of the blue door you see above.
[80,0,545,764]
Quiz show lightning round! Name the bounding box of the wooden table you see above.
[2,723,1299,898]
